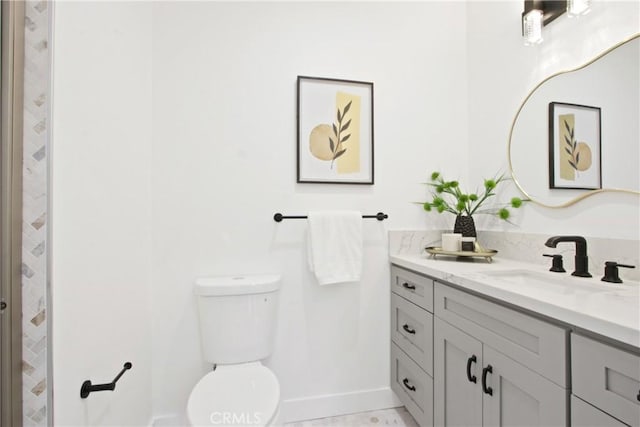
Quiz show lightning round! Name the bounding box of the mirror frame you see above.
[508,33,640,208]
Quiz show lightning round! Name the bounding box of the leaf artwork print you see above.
[556,110,595,184]
[307,94,361,173]
[329,100,352,169]
[564,120,579,171]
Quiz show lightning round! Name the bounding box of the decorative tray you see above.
[425,246,498,263]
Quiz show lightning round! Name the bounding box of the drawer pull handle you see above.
[637,389,640,402]
[402,282,416,291]
[402,378,416,392]
[482,365,493,396]
[402,324,416,334]
[466,355,477,383]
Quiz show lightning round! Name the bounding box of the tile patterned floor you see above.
[284,407,418,427]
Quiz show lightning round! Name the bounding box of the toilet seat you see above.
[187,363,280,426]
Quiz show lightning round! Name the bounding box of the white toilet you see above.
[188,274,282,426]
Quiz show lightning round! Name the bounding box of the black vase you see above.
[454,215,477,238]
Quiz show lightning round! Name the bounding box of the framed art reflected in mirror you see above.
[548,102,601,190]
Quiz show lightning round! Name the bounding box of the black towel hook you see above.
[80,362,132,399]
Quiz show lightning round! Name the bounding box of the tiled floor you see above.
[284,407,418,426]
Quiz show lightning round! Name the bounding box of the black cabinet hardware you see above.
[637,389,640,402]
[402,282,416,290]
[0,301,6,311]
[80,362,132,399]
[402,324,416,335]
[482,365,493,396]
[402,378,416,392]
[466,355,477,383]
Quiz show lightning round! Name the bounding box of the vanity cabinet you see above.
[390,261,640,427]
[571,334,640,426]
[433,283,568,426]
[390,265,434,426]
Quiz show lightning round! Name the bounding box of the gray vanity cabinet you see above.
[571,334,640,426]
[390,265,434,427]
[389,262,640,427]
[433,282,568,427]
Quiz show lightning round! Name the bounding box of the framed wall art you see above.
[548,102,602,190]
[297,76,374,184]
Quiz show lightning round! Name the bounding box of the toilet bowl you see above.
[188,274,282,427]
[187,363,280,427]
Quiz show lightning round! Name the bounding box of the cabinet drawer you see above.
[391,265,433,312]
[434,282,568,387]
[571,396,627,427]
[572,334,640,427]
[391,293,433,374]
[391,342,433,427]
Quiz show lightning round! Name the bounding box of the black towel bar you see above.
[274,212,388,222]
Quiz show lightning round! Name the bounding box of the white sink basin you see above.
[476,269,633,297]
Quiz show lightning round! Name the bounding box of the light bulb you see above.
[567,0,591,17]
[523,9,544,46]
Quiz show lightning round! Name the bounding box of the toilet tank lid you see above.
[195,274,281,296]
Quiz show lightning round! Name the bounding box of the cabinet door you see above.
[482,346,567,427]
[434,317,483,427]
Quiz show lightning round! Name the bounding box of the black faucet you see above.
[544,236,592,277]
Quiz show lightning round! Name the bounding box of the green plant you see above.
[422,171,525,221]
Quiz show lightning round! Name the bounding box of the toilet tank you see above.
[194,274,281,364]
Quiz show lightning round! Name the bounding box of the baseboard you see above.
[281,386,403,423]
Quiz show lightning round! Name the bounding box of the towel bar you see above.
[273,212,388,222]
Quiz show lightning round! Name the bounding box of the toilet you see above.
[188,274,282,426]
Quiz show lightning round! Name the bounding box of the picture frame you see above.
[548,102,602,190]
[297,76,374,184]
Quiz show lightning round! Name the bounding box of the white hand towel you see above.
[307,211,363,285]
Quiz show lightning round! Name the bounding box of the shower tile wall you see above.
[21,1,49,425]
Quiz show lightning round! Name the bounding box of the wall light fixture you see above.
[522,0,567,46]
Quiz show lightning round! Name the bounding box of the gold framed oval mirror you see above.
[508,33,640,208]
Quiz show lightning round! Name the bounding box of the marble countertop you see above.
[390,253,640,349]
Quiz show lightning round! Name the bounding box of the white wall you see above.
[50,2,153,425]
[150,2,468,421]
[467,1,640,239]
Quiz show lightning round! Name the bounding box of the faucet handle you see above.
[543,254,566,273]
[601,261,636,284]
